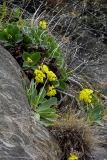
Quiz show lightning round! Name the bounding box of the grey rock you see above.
[71,31,107,95]
[92,123,107,160]
[0,45,62,160]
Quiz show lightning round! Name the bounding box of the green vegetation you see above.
[22,79,58,127]
[0,2,67,127]
[0,1,105,127]
[0,1,106,159]
[79,89,104,126]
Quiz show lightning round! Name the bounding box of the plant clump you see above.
[50,114,96,160]
[0,2,68,127]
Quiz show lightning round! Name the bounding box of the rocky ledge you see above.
[0,45,61,160]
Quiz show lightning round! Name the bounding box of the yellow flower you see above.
[27,57,33,63]
[38,64,49,73]
[68,154,78,160]
[36,64,56,82]
[47,71,56,81]
[7,34,12,39]
[79,89,93,103]
[48,85,55,90]
[41,64,49,73]
[47,85,56,97]
[47,42,50,45]
[39,21,47,29]
[34,70,46,83]
[4,29,7,32]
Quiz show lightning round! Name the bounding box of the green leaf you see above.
[31,52,40,65]
[51,80,59,87]
[13,8,21,18]
[6,25,12,32]
[88,105,104,120]
[37,87,46,104]
[56,59,65,69]
[21,80,26,91]
[30,66,38,70]
[34,96,39,108]
[94,114,103,121]
[23,35,32,45]
[34,113,40,121]
[51,41,57,51]
[38,108,56,114]
[22,52,30,61]
[26,92,31,104]
[87,103,104,125]
[94,120,104,126]
[4,43,13,48]
[2,1,6,10]
[91,105,104,115]
[52,51,60,58]
[0,32,8,42]
[40,118,53,127]
[30,89,37,108]
[35,28,43,37]
[40,98,47,104]
[44,116,57,122]
[58,80,66,90]
[40,113,57,121]
[52,49,63,59]
[14,34,23,43]
[36,97,57,112]
[23,61,31,68]
[29,79,36,93]
[60,69,68,81]
[10,25,20,36]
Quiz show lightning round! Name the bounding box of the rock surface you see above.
[0,45,61,160]
[0,0,107,159]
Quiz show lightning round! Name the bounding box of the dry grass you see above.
[50,114,97,160]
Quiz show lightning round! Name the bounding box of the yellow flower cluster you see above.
[39,21,47,29]
[47,85,56,97]
[68,154,78,160]
[34,64,57,96]
[27,57,33,63]
[34,64,56,83]
[38,64,49,73]
[47,71,56,81]
[34,70,46,83]
[79,89,93,103]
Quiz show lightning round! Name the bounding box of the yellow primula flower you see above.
[47,85,56,97]
[36,64,56,82]
[48,85,55,90]
[4,29,7,32]
[35,76,44,83]
[7,34,12,39]
[39,21,47,29]
[27,57,33,63]
[79,89,93,103]
[41,64,49,73]
[38,64,49,73]
[47,71,56,81]
[68,154,78,160]
[34,70,46,83]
